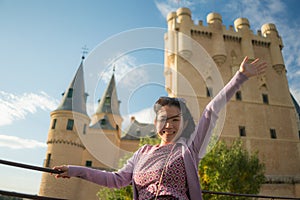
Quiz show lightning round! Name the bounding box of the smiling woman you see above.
[54,57,267,200]
[154,96,195,145]
[0,0,299,198]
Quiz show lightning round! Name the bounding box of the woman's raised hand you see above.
[239,56,267,78]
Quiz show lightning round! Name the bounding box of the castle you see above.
[39,7,300,199]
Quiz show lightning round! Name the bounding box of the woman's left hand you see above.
[53,165,70,179]
[239,56,267,78]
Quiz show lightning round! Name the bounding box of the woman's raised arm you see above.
[189,56,267,159]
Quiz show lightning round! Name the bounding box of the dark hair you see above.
[154,96,195,139]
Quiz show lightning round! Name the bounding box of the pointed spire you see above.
[81,45,88,60]
[55,61,88,115]
[95,69,120,115]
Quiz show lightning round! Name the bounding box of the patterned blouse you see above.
[133,144,189,200]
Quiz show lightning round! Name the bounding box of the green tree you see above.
[139,136,160,147]
[97,136,159,200]
[97,185,133,200]
[199,139,266,200]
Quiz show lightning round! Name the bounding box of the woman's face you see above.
[155,105,185,145]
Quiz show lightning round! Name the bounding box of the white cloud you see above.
[100,55,136,83]
[0,134,46,149]
[86,101,98,116]
[155,0,197,18]
[100,54,150,89]
[155,1,176,18]
[223,0,285,29]
[0,91,59,126]
[266,0,286,13]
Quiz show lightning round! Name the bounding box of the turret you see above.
[261,23,285,74]
[166,11,177,56]
[39,59,90,199]
[207,13,227,66]
[176,7,193,58]
[234,18,255,60]
[90,72,123,138]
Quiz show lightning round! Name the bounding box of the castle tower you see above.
[165,7,300,198]
[74,70,124,200]
[91,72,123,134]
[38,62,127,199]
[87,71,123,169]
[39,60,90,199]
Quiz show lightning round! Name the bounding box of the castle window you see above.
[206,87,213,97]
[85,160,92,167]
[236,91,242,101]
[83,124,87,134]
[239,126,246,137]
[66,119,74,130]
[105,96,111,105]
[298,130,300,140]
[51,119,57,129]
[100,119,106,126]
[45,153,51,168]
[67,88,73,98]
[136,129,141,137]
[262,94,269,104]
[270,129,277,139]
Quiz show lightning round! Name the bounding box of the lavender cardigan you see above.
[68,71,248,199]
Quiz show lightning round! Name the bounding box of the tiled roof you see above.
[121,119,156,140]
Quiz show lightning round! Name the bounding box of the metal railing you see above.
[0,159,299,200]
[0,190,67,200]
[201,190,299,199]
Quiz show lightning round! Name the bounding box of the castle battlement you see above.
[166,7,285,73]
[168,7,283,40]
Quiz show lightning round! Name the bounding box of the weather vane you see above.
[81,45,88,60]
[113,64,116,73]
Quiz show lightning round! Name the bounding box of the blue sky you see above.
[0,0,299,195]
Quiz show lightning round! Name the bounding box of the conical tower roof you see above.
[95,73,120,115]
[291,93,300,119]
[55,61,88,115]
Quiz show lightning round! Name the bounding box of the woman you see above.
[54,57,267,199]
